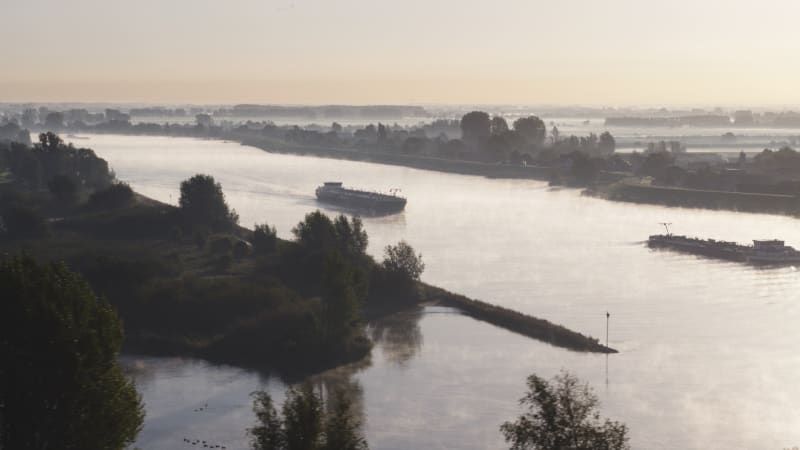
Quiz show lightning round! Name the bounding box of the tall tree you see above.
[460,111,491,147]
[598,131,616,154]
[0,256,144,450]
[491,116,510,135]
[513,116,547,147]
[333,215,368,258]
[500,371,629,450]
[377,123,388,143]
[382,241,425,281]
[179,174,239,230]
[321,252,361,341]
[292,210,338,251]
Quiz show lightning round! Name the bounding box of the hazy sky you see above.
[3,0,800,105]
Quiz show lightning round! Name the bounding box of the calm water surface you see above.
[73,134,800,450]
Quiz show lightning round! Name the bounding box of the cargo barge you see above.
[648,224,800,265]
[315,182,406,215]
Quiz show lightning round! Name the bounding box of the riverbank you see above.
[591,179,800,216]
[0,172,613,382]
[59,127,800,217]
[240,136,800,217]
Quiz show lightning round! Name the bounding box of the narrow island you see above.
[0,133,614,380]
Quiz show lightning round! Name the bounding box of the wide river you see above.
[72,134,800,450]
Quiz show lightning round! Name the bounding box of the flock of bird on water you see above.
[181,403,228,448]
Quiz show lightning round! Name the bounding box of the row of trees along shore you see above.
[3,109,621,186]
[15,108,800,197]
[0,133,628,449]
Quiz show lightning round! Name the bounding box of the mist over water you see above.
[81,134,800,450]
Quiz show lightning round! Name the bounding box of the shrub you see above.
[47,174,78,201]
[233,240,251,259]
[209,236,233,255]
[382,241,424,281]
[0,204,49,238]
[253,223,278,254]
[88,182,134,209]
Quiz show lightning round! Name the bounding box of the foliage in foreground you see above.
[0,255,144,450]
[501,371,629,450]
[249,384,368,450]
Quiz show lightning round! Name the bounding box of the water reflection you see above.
[88,133,800,449]
[122,309,430,449]
[308,364,367,426]
[368,308,424,367]
[315,200,410,223]
[122,357,283,449]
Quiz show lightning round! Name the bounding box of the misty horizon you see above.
[5,0,800,105]
[5,1,800,449]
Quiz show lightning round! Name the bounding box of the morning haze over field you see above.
[5,2,800,450]
[4,0,800,104]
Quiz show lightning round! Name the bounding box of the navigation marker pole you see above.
[605,311,610,388]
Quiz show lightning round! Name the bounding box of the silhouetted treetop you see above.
[501,371,629,450]
[179,174,239,230]
[382,241,425,281]
[292,210,368,260]
[460,111,491,146]
[513,116,547,146]
[491,116,510,135]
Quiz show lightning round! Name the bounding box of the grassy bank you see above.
[592,179,800,216]
[425,285,616,353]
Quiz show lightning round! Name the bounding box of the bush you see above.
[0,204,49,238]
[253,223,278,254]
[170,225,183,242]
[382,241,424,281]
[233,240,251,259]
[193,227,210,249]
[209,236,233,255]
[88,182,134,209]
[47,174,78,201]
[214,253,232,272]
